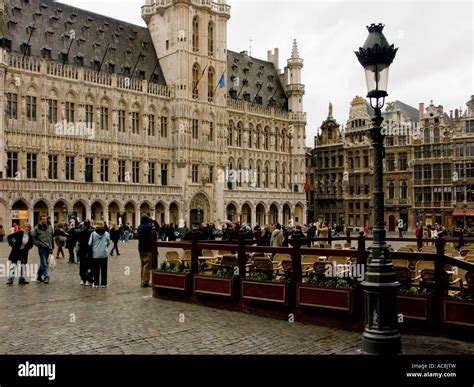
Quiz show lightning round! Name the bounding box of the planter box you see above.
[442,298,474,328]
[193,275,235,299]
[241,279,288,305]
[397,294,432,322]
[296,284,354,314]
[152,271,189,293]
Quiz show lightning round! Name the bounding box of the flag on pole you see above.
[304,176,311,193]
[218,72,225,88]
[211,70,226,98]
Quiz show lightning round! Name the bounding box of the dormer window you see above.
[41,46,52,59]
[123,66,131,77]
[20,43,31,56]
[75,54,84,66]
[60,50,68,64]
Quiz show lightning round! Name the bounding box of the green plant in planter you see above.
[215,267,235,278]
[454,291,474,300]
[159,260,188,273]
[304,273,352,288]
[398,287,431,296]
[249,270,276,282]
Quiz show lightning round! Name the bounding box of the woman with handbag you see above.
[6,223,34,285]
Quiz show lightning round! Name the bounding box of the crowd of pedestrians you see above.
[3,214,467,288]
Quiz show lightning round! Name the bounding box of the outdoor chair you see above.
[249,257,278,280]
[392,259,409,268]
[394,267,411,290]
[343,243,352,249]
[419,269,449,295]
[213,255,238,276]
[413,260,435,284]
[397,246,414,253]
[272,253,291,270]
[301,255,321,271]
[165,251,180,261]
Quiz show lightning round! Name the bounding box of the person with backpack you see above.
[88,221,110,288]
[6,223,34,285]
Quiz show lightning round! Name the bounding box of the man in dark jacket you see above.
[7,223,34,285]
[32,215,54,284]
[78,220,94,285]
[137,216,156,287]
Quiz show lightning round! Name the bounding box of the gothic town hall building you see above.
[0,0,307,228]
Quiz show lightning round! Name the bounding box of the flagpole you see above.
[192,64,209,95]
[211,70,226,98]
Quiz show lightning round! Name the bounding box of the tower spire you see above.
[291,39,299,59]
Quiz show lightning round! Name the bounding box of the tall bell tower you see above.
[142,0,230,103]
[142,0,231,225]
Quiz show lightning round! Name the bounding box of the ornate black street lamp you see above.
[355,23,401,354]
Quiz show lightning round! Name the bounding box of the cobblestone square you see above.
[0,240,473,355]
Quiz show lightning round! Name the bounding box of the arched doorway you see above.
[155,202,165,225]
[190,193,210,224]
[108,202,120,225]
[389,215,396,232]
[241,203,252,225]
[226,203,237,222]
[124,202,136,227]
[169,203,179,226]
[12,200,29,227]
[54,200,68,225]
[140,202,151,218]
[295,203,304,225]
[33,200,49,226]
[91,201,105,223]
[269,203,279,225]
[283,204,291,226]
[73,201,86,222]
[255,203,265,226]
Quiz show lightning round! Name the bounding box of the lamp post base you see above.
[362,330,402,355]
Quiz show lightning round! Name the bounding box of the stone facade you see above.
[0,0,307,229]
[308,96,474,232]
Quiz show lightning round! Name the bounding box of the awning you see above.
[466,210,474,216]
[453,211,464,216]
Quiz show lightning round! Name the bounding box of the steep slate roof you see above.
[1,0,166,85]
[394,100,419,122]
[1,0,289,106]
[227,50,288,111]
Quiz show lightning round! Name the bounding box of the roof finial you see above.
[328,102,333,119]
[291,39,299,59]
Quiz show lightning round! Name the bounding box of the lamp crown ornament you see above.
[355,23,398,108]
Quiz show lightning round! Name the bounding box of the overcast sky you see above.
[60,0,473,147]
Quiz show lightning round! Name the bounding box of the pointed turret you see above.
[285,39,305,113]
